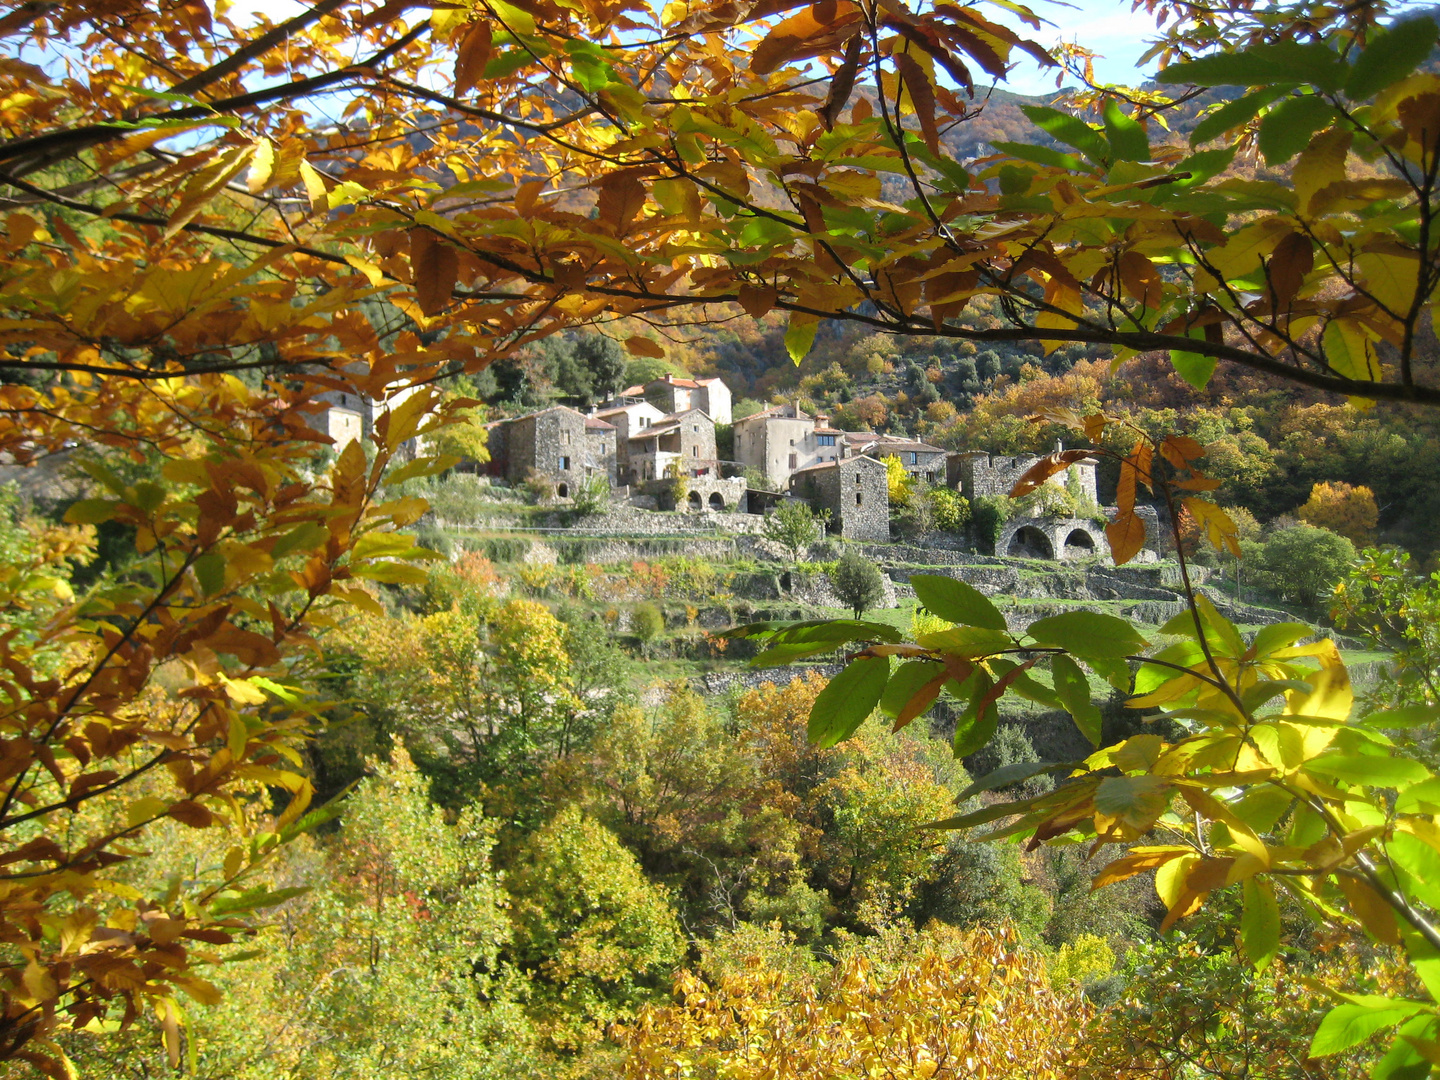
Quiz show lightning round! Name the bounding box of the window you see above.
[907,452,918,465]
[855,473,862,485]
[855,492,863,506]
[818,434,836,447]
[693,424,699,432]
[789,453,797,469]
[562,430,570,445]
[559,456,571,470]
[789,438,795,447]
[691,446,698,456]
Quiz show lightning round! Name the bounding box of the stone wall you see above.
[948,450,1098,503]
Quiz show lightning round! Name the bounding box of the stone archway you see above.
[556,481,569,499]
[708,492,725,510]
[1063,528,1097,559]
[1006,524,1054,560]
[687,490,703,511]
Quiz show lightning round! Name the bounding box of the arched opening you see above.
[708,492,725,510]
[687,490,703,511]
[1063,528,1097,559]
[556,481,569,499]
[1006,525,1055,560]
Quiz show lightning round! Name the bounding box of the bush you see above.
[829,551,886,618]
[762,500,827,561]
[1255,524,1356,607]
[971,495,1014,553]
[632,602,665,644]
[571,474,611,516]
[929,488,971,533]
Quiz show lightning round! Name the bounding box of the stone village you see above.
[453,372,1156,561]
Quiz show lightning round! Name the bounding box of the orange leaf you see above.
[625,336,665,358]
[410,229,458,317]
[738,284,779,318]
[1008,449,1096,497]
[1182,497,1240,558]
[167,800,214,828]
[1106,510,1147,566]
[453,20,492,95]
[1119,251,1162,310]
[893,672,947,732]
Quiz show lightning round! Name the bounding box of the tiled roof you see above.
[585,416,616,430]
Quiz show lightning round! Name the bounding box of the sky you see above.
[985,0,1165,96]
[227,0,1165,98]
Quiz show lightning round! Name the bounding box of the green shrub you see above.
[632,602,666,643]
[971,495,1014,552]
[929,488,971,533]
[829,551,887,618]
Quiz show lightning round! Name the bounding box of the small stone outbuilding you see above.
[485,405,616,494]
[789,455,890,541]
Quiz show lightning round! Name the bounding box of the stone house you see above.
[485,405,616,495]
[640,374,733,424]
[789,455,890,541]
[734,404,849,487]
[626,408,717,482]
[592,398,667,483]
[310,395,363,449]
[850,434,949,483]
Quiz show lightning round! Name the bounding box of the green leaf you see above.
[785,318,818,363]
[808,656,889,747]
[1388,833,1440,907]
[1103,99,1149,162]
[1258,96,1334,165]
[1170,349,1218,390]
[1373,1014,1435,1080]
[1020,105,1109,164]
[1310,1000,1429,1057]
[64,498,119,525]
[955,760,1072,802]
[1168,147,1239,192]
[1346,17,1439,101]
[951,668,998,757]
[910,574,1007,631]
[1052,654,1102,746]
[880,659,946,719]
[990,141,1083,170]
[1158,41,1347,92]
[915,626,1013,657]
[1363,705,1440,730]
[271,521,329,561]
[1241,877,1281,971]
[1190,86,1293,145]
[1396,778,1440,814]
[1250,622,1316,659]
[1306,753,1432,789]
[1026,611,1149,659]
[192,553,225,598]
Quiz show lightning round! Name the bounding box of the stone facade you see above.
[642,375,732,424]
[486,405,616,494]
[627,408,718,482]
[734,404,847,487]
[677,475,748,513]
[998,517,1107,561]
[851,435,948,483]
[311,399,363,449]
[948,450,1099,503]
[789,455,890,541]
[592,399,666,482]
